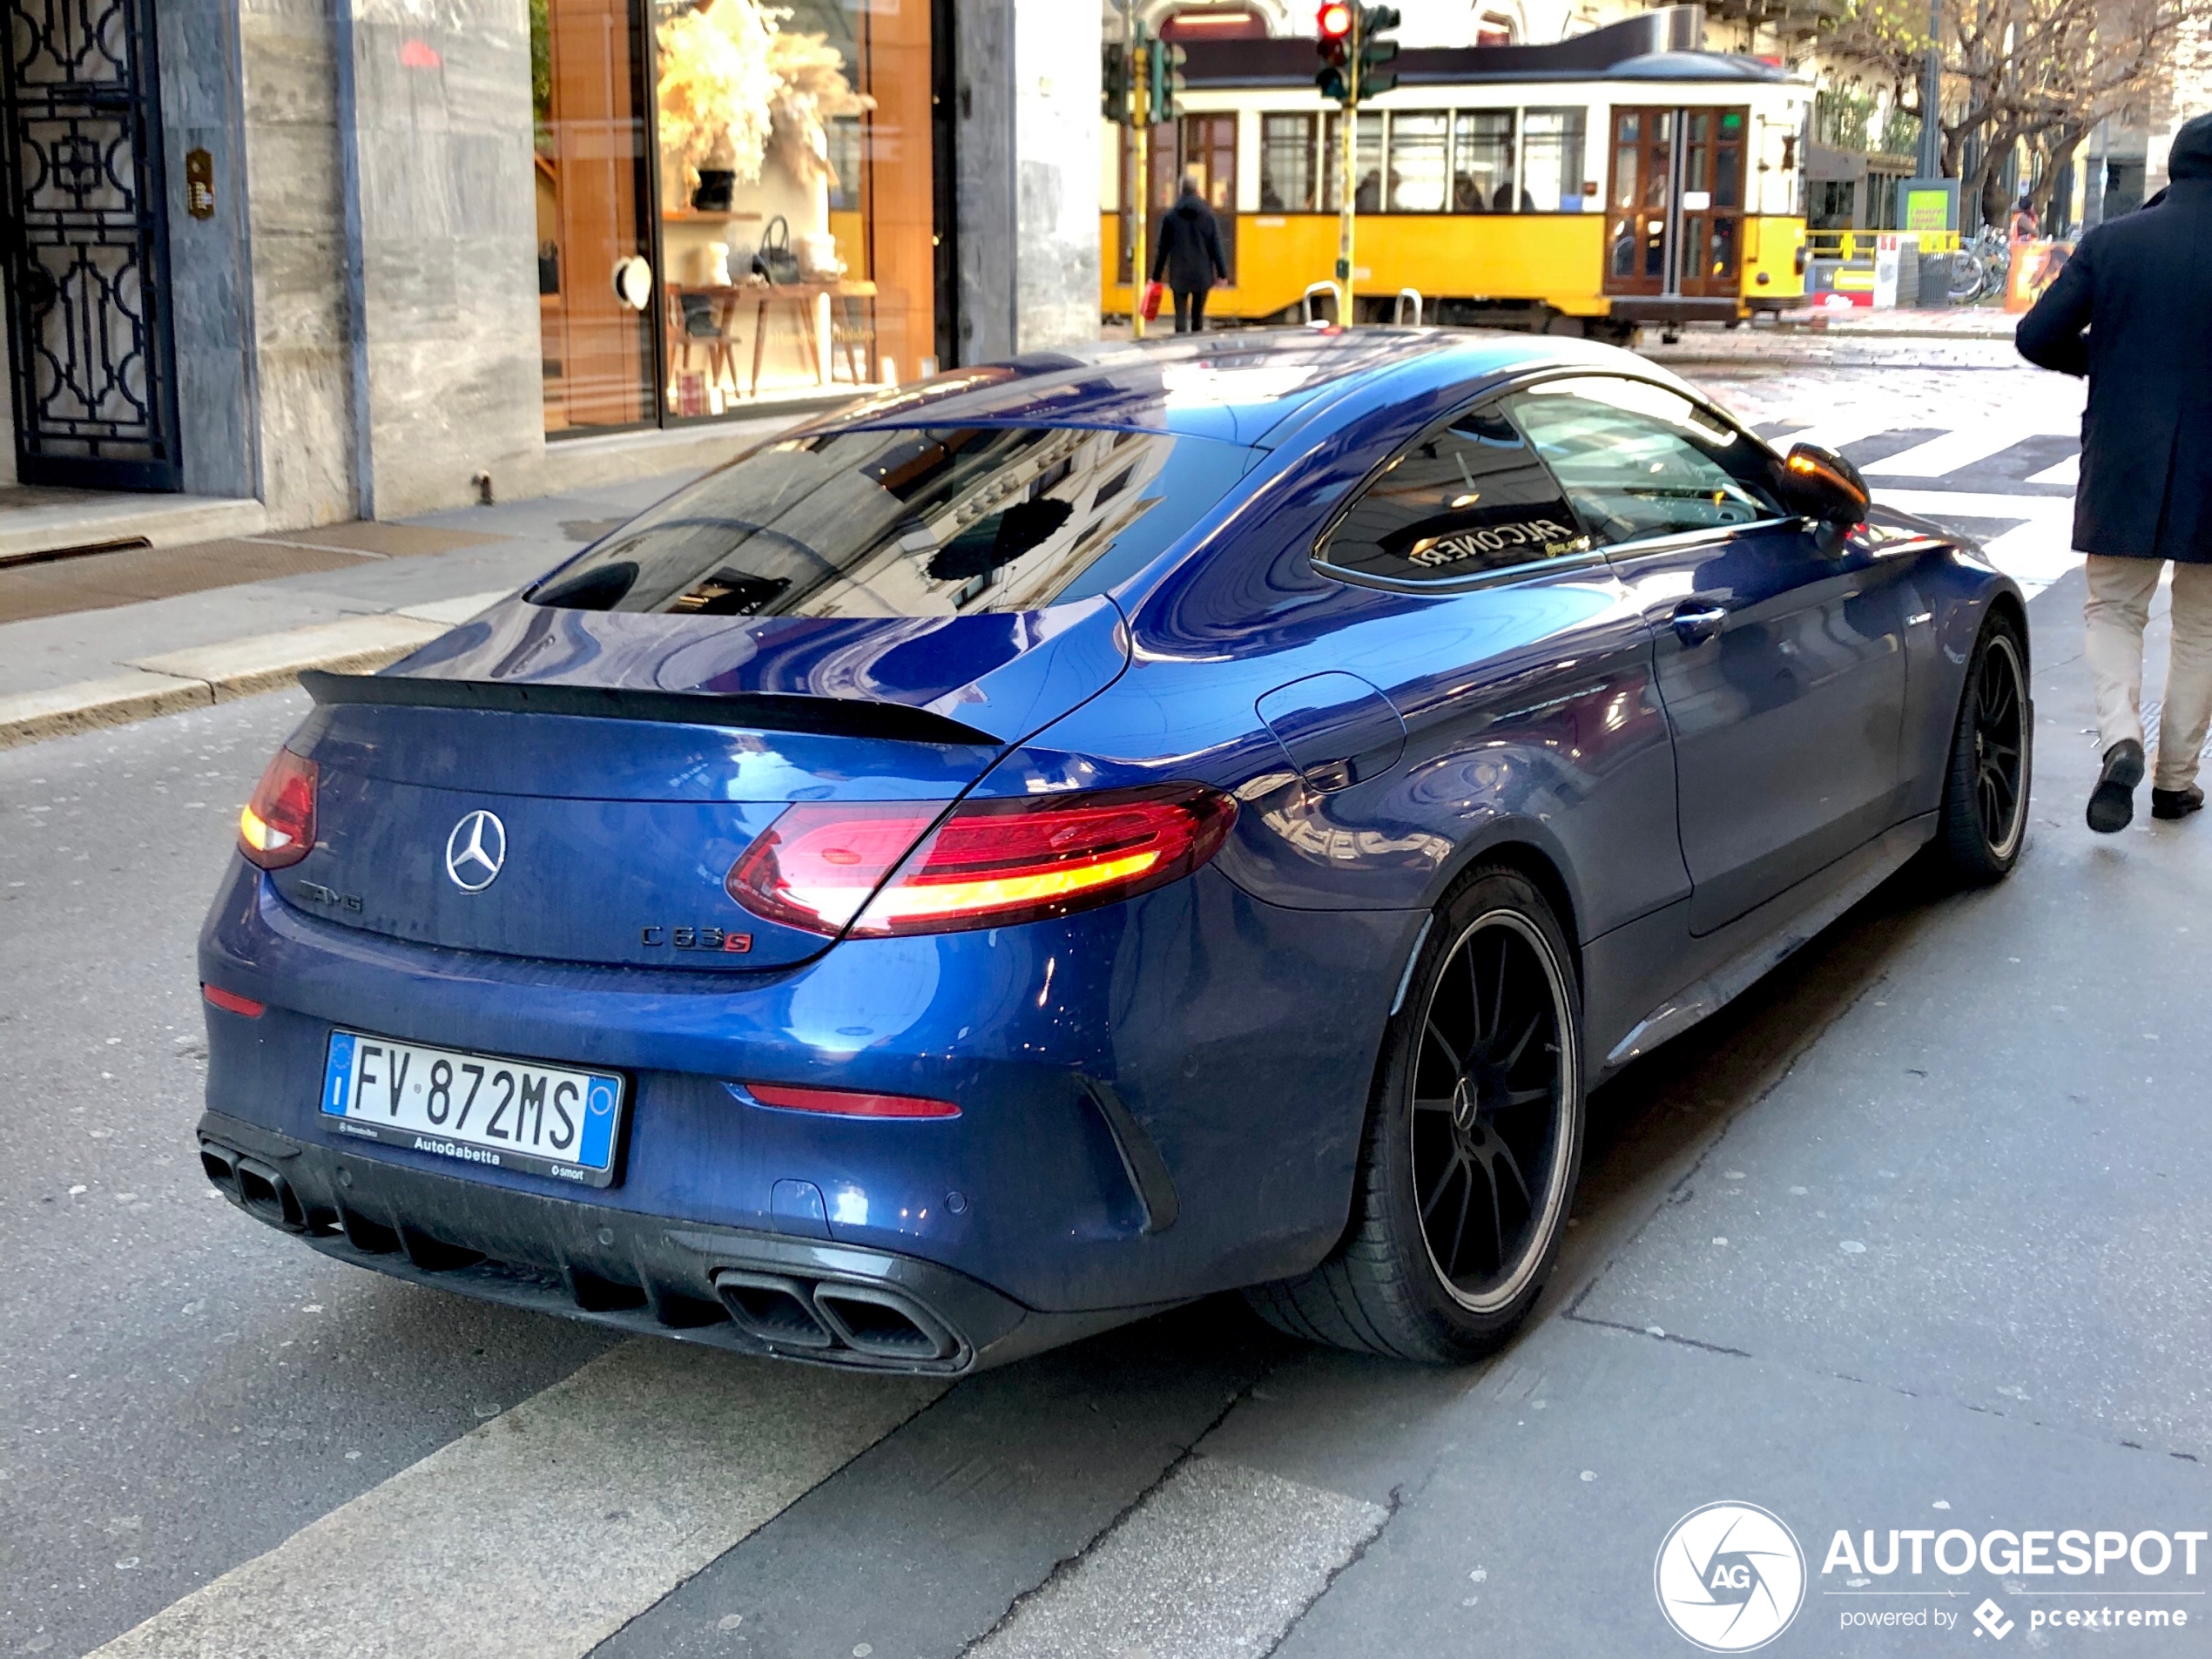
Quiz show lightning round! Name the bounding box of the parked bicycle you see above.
[1945,226,2012,305]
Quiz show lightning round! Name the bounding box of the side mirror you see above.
[1782,442,1871,525]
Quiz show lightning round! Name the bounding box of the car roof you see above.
[814,328,1635,448]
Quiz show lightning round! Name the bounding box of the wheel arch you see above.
[1430,823,1586,995]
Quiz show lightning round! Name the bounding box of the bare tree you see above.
[1826,0,2207,225]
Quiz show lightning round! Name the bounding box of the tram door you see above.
[1121,114,1238,287]
[1175,113,1238,283]
[1604,108,1672,296]
[1676,107,1748,297]
[1605,105,1750,300]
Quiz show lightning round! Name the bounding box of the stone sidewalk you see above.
[0,465,711,747]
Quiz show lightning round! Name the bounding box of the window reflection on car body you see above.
[527,425,1243,619]
[1319,402,1588,584]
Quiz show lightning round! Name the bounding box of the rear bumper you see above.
[199,1109,1173,1373]
[198,857,1418,1326]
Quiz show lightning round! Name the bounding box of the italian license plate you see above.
[320,1029,624,1187]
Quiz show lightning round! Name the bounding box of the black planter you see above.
[691,169,736,212]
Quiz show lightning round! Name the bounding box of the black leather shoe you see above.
[2087,738,2145,833]
[2153,784,2205,820]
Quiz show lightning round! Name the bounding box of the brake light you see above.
[726,783,1238,937]
[742,1082,960,1119]
[202,984,266,1017]
[239,749,318,869]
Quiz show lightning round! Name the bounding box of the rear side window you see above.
[1318,406,1592,584]
[530,426,1250,617]
[1502,376,1787,545]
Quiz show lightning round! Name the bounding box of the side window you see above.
[1503,376,1788,546]
[1318,405,1592,584]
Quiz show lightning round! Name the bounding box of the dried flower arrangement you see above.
[767,28,873,186]
[656,0,872,199]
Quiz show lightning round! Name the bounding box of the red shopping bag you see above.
[1139,280,1164,322]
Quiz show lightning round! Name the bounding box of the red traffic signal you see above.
[1317,2,1355,40]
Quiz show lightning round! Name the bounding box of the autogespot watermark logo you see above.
[1656,1502,1808,1652]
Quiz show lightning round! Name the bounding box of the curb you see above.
[0,591,505,751]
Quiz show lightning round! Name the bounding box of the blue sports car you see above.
[198,330,2029,1371]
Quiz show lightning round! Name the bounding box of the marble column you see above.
[955,0,1103,365]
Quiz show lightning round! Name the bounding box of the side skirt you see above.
[1595,813,1937,1075]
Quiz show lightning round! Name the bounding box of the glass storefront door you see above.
[533,0,657,432]
[532,0,941,436]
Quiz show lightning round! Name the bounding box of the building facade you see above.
[0,0,1102,525]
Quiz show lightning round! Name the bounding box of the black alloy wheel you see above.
[1932,614,2031,885]
[1247,867,1584,1360]
[1408,908,1575,1313]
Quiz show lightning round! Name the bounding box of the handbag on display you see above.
[751,215,803,286]
[1139,280,1165,322]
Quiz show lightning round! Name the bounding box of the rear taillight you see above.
[726,783,1238,937]
[239,749,318,868]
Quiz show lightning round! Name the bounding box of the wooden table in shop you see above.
[668,279,878,397]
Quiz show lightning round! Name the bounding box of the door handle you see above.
[1669,601,1728,645]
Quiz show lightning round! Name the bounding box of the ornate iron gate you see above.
[2,0,181,491]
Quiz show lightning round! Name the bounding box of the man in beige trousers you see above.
[2017,111,2212,832]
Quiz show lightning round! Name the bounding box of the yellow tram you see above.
[1103,12,1810,339]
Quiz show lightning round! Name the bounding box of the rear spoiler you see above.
[298,671,1001,747]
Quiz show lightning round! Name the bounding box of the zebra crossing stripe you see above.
[1860,424,2074,481]
[88,1340,944,1659]
[968,1454,1389,1659]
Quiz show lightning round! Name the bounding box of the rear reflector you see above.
[239,748,318,869]
[725,782,1238,937]
[741,1082,961,1119]
[202,984,266,1017]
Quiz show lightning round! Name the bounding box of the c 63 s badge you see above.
[641,926,752,954]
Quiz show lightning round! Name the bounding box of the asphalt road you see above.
[7,342,2211,1659]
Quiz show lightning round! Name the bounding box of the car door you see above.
[1503,374,1910,936]
[1268,397,1689,978]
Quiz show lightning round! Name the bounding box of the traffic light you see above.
[1103,40,1130,125]
[1315,1,1355,105]
[1150,39,1187,125]
[1357,4,1401,98]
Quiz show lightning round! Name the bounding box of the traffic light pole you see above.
[1124,2,1149,340]
[1335,77,1357,326]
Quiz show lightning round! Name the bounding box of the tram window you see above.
[1715,142,1742,209]
[1525,109,1586,212]
[1389,111,1451,212]
[1505,377,1788,546]
[1318,407,1588,583]
[1324,112,1385,212]
[1261,113,1318,212]
[1453,111,1514,212]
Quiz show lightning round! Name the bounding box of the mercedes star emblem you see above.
[444,810,507,892]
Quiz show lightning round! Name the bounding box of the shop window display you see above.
[532,0,937,435]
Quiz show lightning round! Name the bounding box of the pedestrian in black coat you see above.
[1150,179,1229,334]
[2017,111,2212,829]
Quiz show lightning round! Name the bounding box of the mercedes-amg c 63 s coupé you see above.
[197,329,2029,1372]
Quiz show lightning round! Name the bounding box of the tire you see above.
[1929,613,2032,886]
[1246,867,1584,1361]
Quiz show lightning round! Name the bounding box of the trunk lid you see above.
[272,599,1127,971]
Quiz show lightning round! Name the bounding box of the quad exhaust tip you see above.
[711,1268,957,1363]
[201,1140,307,1233]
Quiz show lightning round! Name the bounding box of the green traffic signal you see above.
[1150,39,1188,124]
[1358,3,1400,98]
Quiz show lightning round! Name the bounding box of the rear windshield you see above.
[529,425,1251,617]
